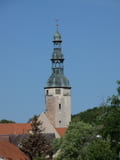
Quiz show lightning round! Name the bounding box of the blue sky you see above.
[0,0,120,122]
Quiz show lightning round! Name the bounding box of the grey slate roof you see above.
[45,30,71,89]
[45,72,71,89]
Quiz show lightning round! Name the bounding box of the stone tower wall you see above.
[45,88,71,128]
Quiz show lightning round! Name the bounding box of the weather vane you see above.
[56,18,59,31]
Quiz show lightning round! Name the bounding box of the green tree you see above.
[100,81,120,157]
[54,121,95,160]
[86,139,117,160]
[72,105,110,126]
[33,154,46,160]
[54,81,120,160]
[107,80,120,106]
[52,138,63,154]
[100,106,120,158]
[0,119,15,123]
[20,115,52,160]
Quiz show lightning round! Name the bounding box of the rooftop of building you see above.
[0,141,30,160]
[55,128,67,136]
[0,123,67,137]
[0,123,31,135]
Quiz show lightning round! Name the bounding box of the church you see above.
[38,25,71,137]
[0,26,71,159]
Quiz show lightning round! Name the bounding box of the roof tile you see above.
[55,128,67,136]
[0,141,30,160]
[0,123,31,135]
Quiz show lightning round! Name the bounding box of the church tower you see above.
[44,25,71,128]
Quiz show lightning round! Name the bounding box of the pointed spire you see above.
[45,24,71,89]
[53,19,62,44]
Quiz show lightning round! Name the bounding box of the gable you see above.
[38,112,60,138]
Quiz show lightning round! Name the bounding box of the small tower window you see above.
[59,104,61,110]
[56,89,61,94]
[46,90,49,95]
[59,120,61,124]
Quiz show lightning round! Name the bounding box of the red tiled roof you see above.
[0,135,9,142]
[0,123,31,135]
[0,141,30,160]
[0,123,67,137]
[55,128,67,136]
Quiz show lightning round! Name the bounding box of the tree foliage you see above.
[52,138,63,154]
[100,107,120,141]
[54,81,120,160]
[33,154,46,160]
[20,115,52,160]
[100,81,120,156]
[107,80,120,106]
[54,121,95,160]
[0,119,15,123]
[86,139,116,160]
[72,81,120,126]
[72,106,109,125]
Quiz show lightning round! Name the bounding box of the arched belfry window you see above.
[56,63,60,68]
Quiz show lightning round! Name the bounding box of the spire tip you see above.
[55,18,59,31]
